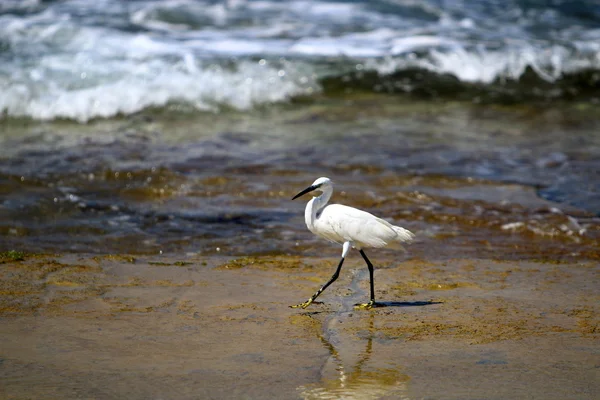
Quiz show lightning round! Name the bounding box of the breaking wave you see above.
[1,0,599,121]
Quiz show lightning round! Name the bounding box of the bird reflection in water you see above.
[296,312,411,400]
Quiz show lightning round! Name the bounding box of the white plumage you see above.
[291,176,414,309]
[308,204,414,249]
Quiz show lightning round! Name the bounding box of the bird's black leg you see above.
[290,256,345,309]
[357,250,376,309]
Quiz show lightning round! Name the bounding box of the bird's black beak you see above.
[292,184,318,200]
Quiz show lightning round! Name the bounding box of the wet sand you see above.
[1,252,598,399]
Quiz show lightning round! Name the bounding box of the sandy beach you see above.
[1,252,597,399]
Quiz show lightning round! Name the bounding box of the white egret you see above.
[291,177,414,309]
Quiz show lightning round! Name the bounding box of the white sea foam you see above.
[1,0,599,121]
[366,41,600,84]
[0,8,317,122]
[290,38,386,58]
[0,60,316,122]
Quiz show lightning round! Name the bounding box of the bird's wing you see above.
[316,204,413,249]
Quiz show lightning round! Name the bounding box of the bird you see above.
[290,177,414,309]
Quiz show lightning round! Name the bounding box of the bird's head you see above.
[292,177,332,200]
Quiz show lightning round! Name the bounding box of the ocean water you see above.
[1,0,600,121]
[0,0,599,256]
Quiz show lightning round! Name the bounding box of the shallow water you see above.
[1,98,599,259]
[1,1,599,260]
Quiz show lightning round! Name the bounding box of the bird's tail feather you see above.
[393,226,415,243]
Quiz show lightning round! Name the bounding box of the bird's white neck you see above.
[305,186,332,231]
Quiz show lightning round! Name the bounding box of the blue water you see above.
[1,0,599,121]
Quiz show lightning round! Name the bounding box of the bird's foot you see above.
[354,300,379,310]
[290,298,314,309]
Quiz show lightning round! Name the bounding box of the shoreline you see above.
[1,253,598,399]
